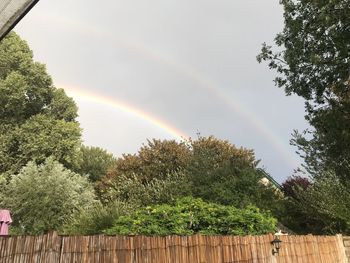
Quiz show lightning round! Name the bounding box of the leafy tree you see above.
[98,136,280,212]
[296,172,350,234]
[46,88,78,122]
[104,197,277,236]
[190,136,258,169]
[0,33,53,124]
[99,172,191,205]
[278,176,325,234]
[12,114,81,171]
[258,0,350,233]
[1,158,97,234]
[100,139,191,184]
[189,161,277,209]
[98,139,191,195]
[258,0,350,177]
[0,32,81,174]
[282,175,311,199]
[257,0,350,105]
[186,136,274,209]
[76,145,115,182]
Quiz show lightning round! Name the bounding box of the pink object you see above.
[0,210,12,236]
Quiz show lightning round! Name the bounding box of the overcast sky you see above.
[15,0,309,182]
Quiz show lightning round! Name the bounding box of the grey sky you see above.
[15,0,309,182]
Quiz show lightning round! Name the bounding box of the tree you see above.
[257,0,350,177]
[190,136,258,170]
[1,158,97,234]
[98,139,191,194]
[99,172,191,205]
[278,176,325,234]
[0,32,81,174]
[281,176,311,199]
[257,0,350,105]
[186,136,273,209]
[46,88,78,122]
[0,33,53,124]
[104,197,277,236]
[98,136,281,216]
[257,0,350,233]
[13,114,81,171]
[288,172,350,234]
[76,145,116,182]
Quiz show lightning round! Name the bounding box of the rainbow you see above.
[62,85,188,141]
[32,13,300,168]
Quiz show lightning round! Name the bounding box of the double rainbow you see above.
[33,12,299,168]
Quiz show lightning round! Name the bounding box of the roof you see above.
[257,168,282,190]
[0,0,40,41]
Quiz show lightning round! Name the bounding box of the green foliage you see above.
[100,172,191,206]
[295,172,350,234]
[63,201,135,235]
[76,145,115,182]
[105,197,277,236]
[46,88,78,122]
[277,173,350,234]
[257,0,350,105]
[190,136,258,169]
[1,158,97,234]
[98,136,274,210]
[187,147,279,210]
[258,0,350,233]
[187,137,280,213]
[101,139,191,184]
[277,176,323,234]
[13,114,81,171]
[0,32,81,174]
[0,33,53,124]
[258,0,350,178]
[291,106,350,178]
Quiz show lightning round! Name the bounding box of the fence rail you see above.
[0,232,347,262]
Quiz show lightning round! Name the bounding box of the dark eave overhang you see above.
[0,0,40,41]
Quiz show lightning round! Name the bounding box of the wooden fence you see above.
[0,232,347,263]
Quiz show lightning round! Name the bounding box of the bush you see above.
[104,197,277,236]
[63,200,135,235]
[1,158,97,234]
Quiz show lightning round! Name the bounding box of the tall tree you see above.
[258,0,350,233]
[257,0,350,176]
[0,32,81,174]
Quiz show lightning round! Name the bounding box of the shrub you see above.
[63,200,135,235]
[104,197,277,236]
[1,158,97,234]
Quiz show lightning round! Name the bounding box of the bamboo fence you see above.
[0,232,347,262]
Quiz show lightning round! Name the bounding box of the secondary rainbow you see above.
[62,85,188,141]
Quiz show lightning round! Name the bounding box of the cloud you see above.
[15,0,308,182]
